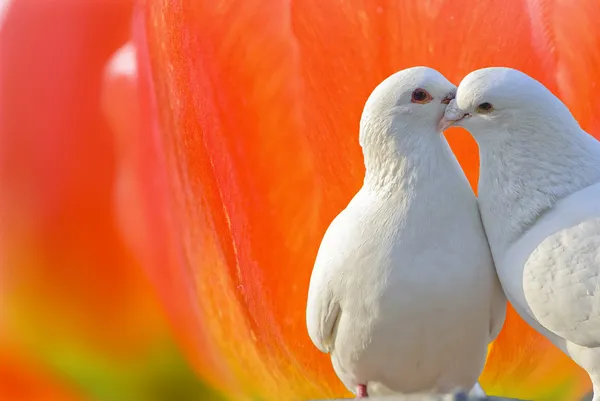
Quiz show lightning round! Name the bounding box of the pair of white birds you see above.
[306,66,600,400]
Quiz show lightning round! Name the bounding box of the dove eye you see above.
[476,102,494,113]
[411,89,433,104]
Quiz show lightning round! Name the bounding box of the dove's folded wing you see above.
[524,216,600,348]
[306,277,341,354]
[306,210,357,354]
[306,238,343,353]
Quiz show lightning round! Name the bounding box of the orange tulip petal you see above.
[104,9,232,391]
[145,1,329,398]
[544,0,600,138]
[143,1,592,399]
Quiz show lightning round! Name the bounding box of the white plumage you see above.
[446,67,600,400]
[306,67,506,398]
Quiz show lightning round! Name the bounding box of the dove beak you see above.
[438,98,469,132]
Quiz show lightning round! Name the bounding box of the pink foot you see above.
[355,384,368,398]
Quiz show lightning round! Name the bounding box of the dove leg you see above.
[355,384,368,398]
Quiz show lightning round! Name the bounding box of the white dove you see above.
[306,67,506,399]
[440,66,600,400]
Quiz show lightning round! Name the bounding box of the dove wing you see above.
[306,209,359,354]
[524,215,600,348]
[306,272,341,354]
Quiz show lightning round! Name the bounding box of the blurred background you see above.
[1,0,599,401]
[0,0,223,400]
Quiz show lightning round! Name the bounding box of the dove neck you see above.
[476,126,600,253]
[361,127,460,191]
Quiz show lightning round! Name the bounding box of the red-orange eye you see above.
[411,88,433,104]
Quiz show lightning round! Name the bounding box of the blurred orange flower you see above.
[0,1,213,400]
[119,0,600,400]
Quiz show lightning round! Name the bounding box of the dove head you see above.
[359,67,456,151]
[442,68,600,250]
[441,67,577,139]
